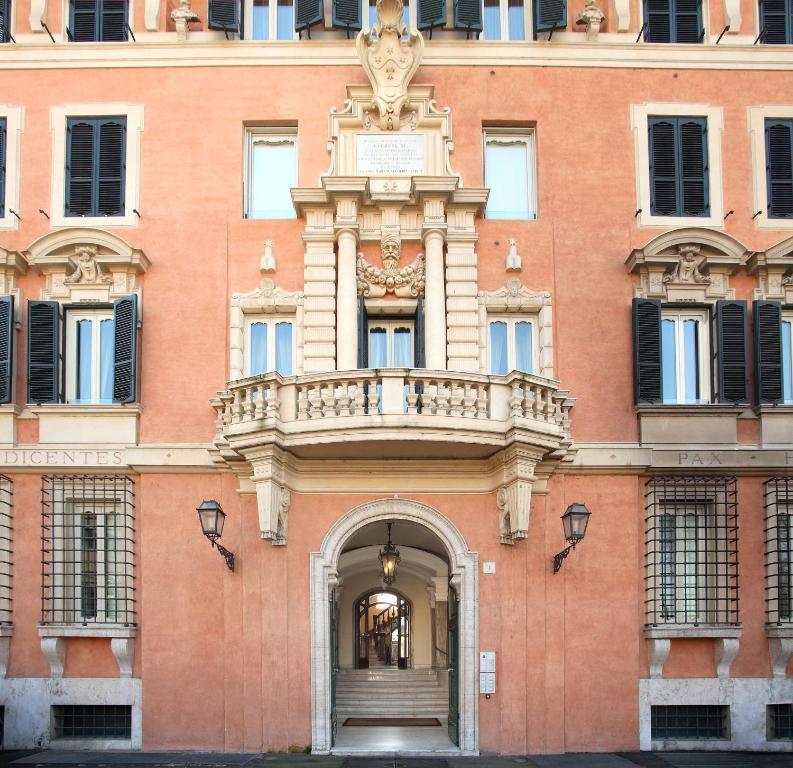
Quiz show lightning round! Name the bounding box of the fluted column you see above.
[336,227,359,371]
[423,228,446,370]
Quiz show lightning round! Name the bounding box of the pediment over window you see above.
[747,233,793,303]
[23,228,149,302]
[0,246,28,295]
[626,228,749,303]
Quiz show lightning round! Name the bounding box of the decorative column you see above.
[336,227,359,371]
[423,227,446,370]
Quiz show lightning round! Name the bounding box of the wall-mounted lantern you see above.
[197,499,235,571]
[552,503,591,574]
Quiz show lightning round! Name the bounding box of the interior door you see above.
[330,588,338,746]
[447,585,460,746]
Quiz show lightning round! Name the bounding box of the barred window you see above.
[765,477,793,625]
[768,703,793,740]
[41,476,135,626]
[645,476,739,627]
[651,705,729,740]
[0,476,11,626]
[52,705,131,739]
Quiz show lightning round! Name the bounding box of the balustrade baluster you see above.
[308,386,323,419]
[353,383,366,416]
[475,385,488,418]
[523,384,533,419]
[368,379,380,414]
[406,379,419,414]
[544,388,556,423]
[436,382,450,414]
[252,384,265,419]
[321,384,336,416]
[266,382,280,417]
[337,382,352,416]
[462,385,476,417]
[297,387,309,420]
[231,389,244,423]
[509,383,523,417]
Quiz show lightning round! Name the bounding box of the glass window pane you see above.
[507,0,525,39]
[276,0,293,39]
[489,321,508,375]
[485,139,530,219]
[393,327,412,367]
[514,321,532,372]
[76,319,93,402]
[99,319,115,403]
[662,318,677,403]
[369,327,387,368]
[784,320,792,403]
[252,0,269,39]
[249,139,296,219]
[250,322,268,375]
[275,321,293,376]
[369,0,377,26]
[483,0,501,39]
[682,319,699,403]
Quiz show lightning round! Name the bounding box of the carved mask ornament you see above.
[64,245,113,285]
[663,244,711,285]
[357,235,426,298]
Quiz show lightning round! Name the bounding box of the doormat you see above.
[342,717,442,727]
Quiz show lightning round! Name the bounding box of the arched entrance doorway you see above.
[355,590,411,669]
[310,498,479,755]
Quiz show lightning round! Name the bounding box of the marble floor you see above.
[332,724,459,754]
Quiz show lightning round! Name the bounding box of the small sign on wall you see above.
[483,562,496,574]
[480,651,496,696]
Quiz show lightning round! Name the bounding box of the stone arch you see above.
[310,497,479,755]
[637,227,749,262]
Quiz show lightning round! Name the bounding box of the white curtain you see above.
[250,139,296,219]
[393,327,412,367]
[250,322,268,376]
[99,319,115,402]
[275,322,293,376]
[489,322,508,375]
[485,140,530,219]
[515,321,532,373]
[369,328,387,368]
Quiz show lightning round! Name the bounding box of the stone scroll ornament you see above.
[356,0,424,131]
[357,234,426,298]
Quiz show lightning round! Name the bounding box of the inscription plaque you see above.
[356,133,426,176]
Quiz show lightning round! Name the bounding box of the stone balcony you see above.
[210,368,574,464]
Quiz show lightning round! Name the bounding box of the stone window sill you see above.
[645,626,742,640]
[28,404,141,445]
[636,406,748,446]
[635,404,747,415]
[645,626,742,678]
[38,624,137,639]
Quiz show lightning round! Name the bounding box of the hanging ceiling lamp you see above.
[379,522,401,586]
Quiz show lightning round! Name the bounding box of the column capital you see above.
[422,225,447,244]
[335,225,360,244]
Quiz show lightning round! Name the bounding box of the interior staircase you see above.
[335,667,448,721]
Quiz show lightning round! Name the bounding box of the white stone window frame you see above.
[230,278,304,381]
[477,279,553,379]
[242,0,298,40]
[660,306,712,404]
[482,128,538,221]
[49,104,143,229]
[64,307,115,404]
[748,106,793,231]
[0,105,24,232]
[58,0,137,40]
[630,103,724,229]
[244,314,295,377]
[243,126,298,220]
[478,0,532,41]
[486,315,539,375]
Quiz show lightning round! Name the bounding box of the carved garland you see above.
[356,234,425,298]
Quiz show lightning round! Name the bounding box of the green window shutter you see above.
[414,297,425,368]
[331,0,359,30]
[766,119,793,219]
[27,301,61,405]
[679,118,708,216]
[100,0,128,40]
[645,0,672,41]
[0,295,13,404]
[417,0,445,28]
[208,0,240,31]
[759,0,790,43]
[70,0,100,40]
[0,118,6,219]
[66,119,96,216]
[715,300,748,404]
[0,0,10,43]
[649,118,677,214]
[97,118,126,216]
[753,300,783,404]
[357,296,368,369]
[453,0,480,31]
[673,0,701,41]
[632,298,663,404]
[535,0,566,32]
[113,294,138,404]
[295,0,324,32]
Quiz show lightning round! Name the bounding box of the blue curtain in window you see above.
[275,322,293,376]
[483,0,500,38]
[369,328,387,368]
[490,321,508,375]
[276,0,293,38]
[682,319,699,403]
[661,319,677,403]
[100,318,114,402]
[250,322,268,376]
[250,141,296,219]
[507,0,525,38]
[76,319,93,402]
[393,328,412,368]
[252,0,269,38]
[485,141,530,219]
[783,320,792,403]
[515,321,532,373]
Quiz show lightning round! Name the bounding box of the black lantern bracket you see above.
[211,540,235,572]
[552,542,577,574]
[552,502,591,574]
[197,499,236,572]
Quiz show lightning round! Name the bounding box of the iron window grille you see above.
[52,705,131,739]
[765,477,793,625]
[651,705,730,740]
[0,476,11,627]
[41,475,135,626]
[645,476,739,627]
[768,703,793,739]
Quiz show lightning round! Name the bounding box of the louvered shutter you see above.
[66,119,96,216]
[679,118,708,216]
[715,300,748,404]
[357,296,368,369]
[754,300,783,404]
[414,297,426,368]
[649,118,678,215]
[453,0,481,30]
[645,0,672,41]
[766,119,793,219]
[535,0,567,31]
[759,0,789,43]
[416,0,445,28]
[295,0,324,32]
[0,296,13,404]
[673,0,701,41]
[632,298,663,404]
[331,0,358,29]
[100,0,127,40]
[97,119,126,216]
[113,294,138,404]
[0,0,9,43]
[70,0,99,40]
[208,0,240,31]
[0,119,6,219]
[27,301,61,405]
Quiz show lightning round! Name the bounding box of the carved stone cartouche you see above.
[663,244,711,284]
[356,234,426,298]
[64,245,113,285]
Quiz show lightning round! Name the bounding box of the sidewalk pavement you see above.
[1,751,792,768]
